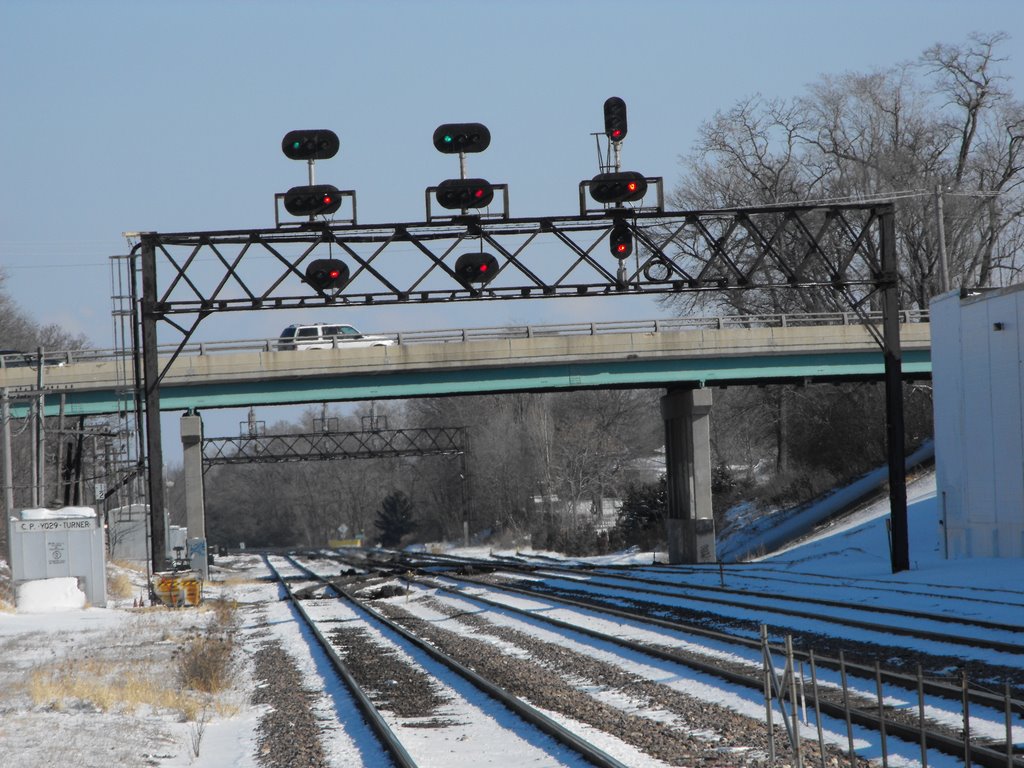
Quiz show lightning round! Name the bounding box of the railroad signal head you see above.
[433,123,491,154]
[454,252,499,285]
[304,258,349,292]
[281,129,340,161]
[610,222,633,259]
[283,184,343,217]
[603,97,627,142]
[589,171,647,205]
[435,178,495,210]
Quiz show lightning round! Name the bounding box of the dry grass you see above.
[26,658,200,716]
[205,595,240,630]
[110,559,147,574]
[107,571,135,599]
[22,597,243,721]
[177,634,235,694]
[0,586,13,613]
[177,594,240,695]
[0,569,13,611]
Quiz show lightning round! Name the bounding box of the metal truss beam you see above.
[138,204,888,317]
[133,201,909,574]
[202,427,465,470]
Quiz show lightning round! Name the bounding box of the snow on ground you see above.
[15,577,88,611]
[0,561,257,768]
[0,469,1021,767]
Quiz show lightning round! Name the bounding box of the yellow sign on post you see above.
[329,538,363,548]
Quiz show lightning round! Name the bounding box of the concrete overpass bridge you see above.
[2,311,930,569]
[0,312,930,418]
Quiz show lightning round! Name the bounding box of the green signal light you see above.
[292,141,301,150]
[443,135,453,143]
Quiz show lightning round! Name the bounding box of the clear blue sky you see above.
[2,0,1022,459]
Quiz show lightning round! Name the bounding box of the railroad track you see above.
[378,549,1024,658]
[614,562,1024,600]
[266,554,641,767]
[323,547,1024,768]
[593,562,1024,619]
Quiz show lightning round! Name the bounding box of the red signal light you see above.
[454,252,498,285]
[604,97,628,142]
[610,222,633,259]
[589,172,648,205]
[304,258,349,292]
[284,184,342,217]
[436,178,494,210]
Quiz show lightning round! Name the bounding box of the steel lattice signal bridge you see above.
[119,99,915,575]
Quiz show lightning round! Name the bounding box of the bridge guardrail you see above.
[0,310,929,370]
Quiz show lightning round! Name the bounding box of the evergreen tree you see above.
[612,477,666,549]
[374,490,416,547]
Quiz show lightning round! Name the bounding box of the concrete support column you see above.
[661,387,716,564]
[180,412,208,580]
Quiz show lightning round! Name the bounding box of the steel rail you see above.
[372,549,1023,713]
[599,562,1024,606]
[382,550,1024,651]
[516,565,1024,643]
[394,566,1023,768]
[518,568,1024,655]
[514,563,1024,638]
[283,556,629,768]
[264,555,418,768]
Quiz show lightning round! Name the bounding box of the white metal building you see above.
[8,506,108,606]
[932,284,1024,558]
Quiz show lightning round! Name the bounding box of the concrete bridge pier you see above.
[661,387,716,564]
[180,411,209,579]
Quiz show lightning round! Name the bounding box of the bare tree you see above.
[406,389,662,544]
[547,390,662,521]
[660,37,996,511]
[669,31,1024,313]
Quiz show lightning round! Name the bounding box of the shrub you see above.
[177,596,239,695]
[107,571,135,599]
[0,581,13,612]
[759,466,840,508]
[207,595,240,631]
[611,477,667,550]
[178,633,234,694]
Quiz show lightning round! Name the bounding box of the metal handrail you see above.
[0,310,930,369]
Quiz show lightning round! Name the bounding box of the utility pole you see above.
[1,389,10,570]
[881,209,909,573]
[935,186,950,293]
[32,349,45,507]
[1,388,13,518]
[56,394,66,504]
